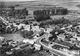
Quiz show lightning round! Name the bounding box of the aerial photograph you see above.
[0,0,80,56]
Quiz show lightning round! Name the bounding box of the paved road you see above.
[36,33,67,56]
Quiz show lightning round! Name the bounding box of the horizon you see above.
[0,0,37,2]
[0,0,80,2]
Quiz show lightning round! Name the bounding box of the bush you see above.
[34,15,51,22]
[53,17,71,24]
[21,30,34,39]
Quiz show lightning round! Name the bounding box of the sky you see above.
[0,0,80,2]
[0,0,36,1]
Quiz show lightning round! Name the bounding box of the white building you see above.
[33,35,39,39]
[31,26,40,32]
[24,25,31,31]
[12,23,18,27]
[16,23,26,30]
[23,39,37,44]
[34,44,41,50]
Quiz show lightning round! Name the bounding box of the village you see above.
[0,1,80,56]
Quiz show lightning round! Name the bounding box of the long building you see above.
[0,6,28,19]
[33,7,68,21]
[33,7,68,16]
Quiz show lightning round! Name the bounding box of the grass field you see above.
[0,32,24,42]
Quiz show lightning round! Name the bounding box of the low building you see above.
[31,25,40,32]
[23,25,31,31]
[34,44,41,50]
[23,39,37,44]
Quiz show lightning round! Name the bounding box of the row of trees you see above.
[39,17,71,28]
[34,15,51,22]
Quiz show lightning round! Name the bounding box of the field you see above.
[2,1,80,10]
[0,32,24,42]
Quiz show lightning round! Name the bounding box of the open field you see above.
[1,1,80,10]
[0,32,24,41]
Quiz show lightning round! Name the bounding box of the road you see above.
[0,16,9,25]
[36,33,70,56]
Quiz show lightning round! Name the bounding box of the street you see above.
[36,33,66,56]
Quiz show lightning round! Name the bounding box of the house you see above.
[34,44,41,50]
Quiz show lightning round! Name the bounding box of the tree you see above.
[34,15,51,22]
[21,30,34,39]
[53,17,71,24]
